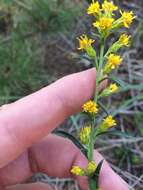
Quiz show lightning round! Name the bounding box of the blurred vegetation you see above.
[0,0,79,104]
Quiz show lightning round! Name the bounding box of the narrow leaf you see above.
[108,76,127,88]
[108,130,133,138]
[93,160,104,188]
[98,101,109,116]
[96,130,133,138]
[54,130,87,157]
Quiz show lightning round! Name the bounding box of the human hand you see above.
[0,69,128,190]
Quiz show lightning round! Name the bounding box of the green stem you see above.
[87,119,94,161]
[89,178,97,190]
[94,42,105,103]
[88,39,105,190]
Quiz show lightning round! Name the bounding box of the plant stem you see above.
[89,178,97,190]
[88,39,105,190]
[94,42,104,103]
[87,119,94,161]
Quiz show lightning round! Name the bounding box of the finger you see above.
[0,68,98,168]
[0,135,87,186]
[0,135,128,190]
[5,183,53,190]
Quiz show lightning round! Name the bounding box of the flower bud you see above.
[79,125,91,145]
[71,166,85,176]
[86,161,97,175]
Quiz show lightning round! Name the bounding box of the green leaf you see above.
[96,130,133,138]
[113,95,143,116]
[103,76,143,92]
[54,130,87,157]
[92,160,104,188]
[109,76,127,88]
[108,130,133,138]
[98,101,109,116]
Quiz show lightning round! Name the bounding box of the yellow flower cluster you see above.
[120,11,135,28]
[83,100,98,114]
[71,166,85,176]
[104,54,122,74]
[93,17,114,31]
[78,34,95,50]
[88,0,118,15]
[87,0,100,15]
[107,33,131,55]
[77,1,135,58]
[78,34,96,57]
[102,0,118,13]
[86,0,135,35]
[119,34,131,47]
[71,161,97,176]
[87,161,97,175]
[79,125,91,144]
[99,115,116,131]
[100,83,118,97]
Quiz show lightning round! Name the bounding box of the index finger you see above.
[0,69,97,168]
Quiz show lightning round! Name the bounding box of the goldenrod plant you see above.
[69,1,135,190]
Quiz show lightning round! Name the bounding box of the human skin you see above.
[0,69,129,190]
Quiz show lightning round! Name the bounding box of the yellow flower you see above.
[119,34,131,46]
[109,83,118,93]
[100,83,118,97]
[93,17,114,31]
[102,0,118,13]
[103,115,116,128]
[78,34,95,50]
[87,0,100,15]
[79,125,91,144]
[100,115,116,131]
[71,166,85,176]
[104,54,122,74]
[120,11,135,28]
[107,54,122,69]
[83,100,98,114]
[87,161,97,175]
